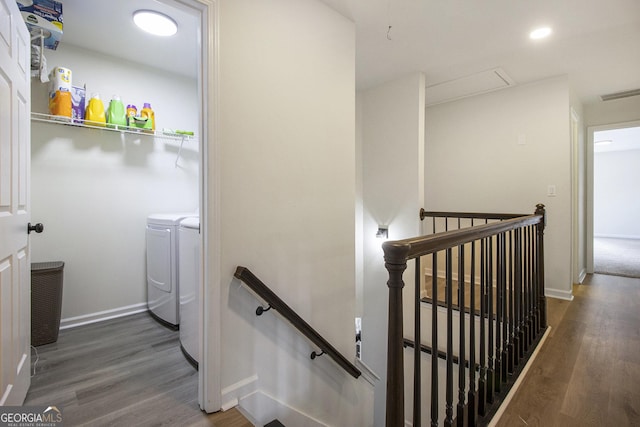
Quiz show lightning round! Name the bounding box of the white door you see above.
[0,0,31,406]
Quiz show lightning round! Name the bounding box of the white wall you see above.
[31,44,199,321]
[585,96,640,127]
[216,0,373,424]
[570,89,586,283]
[424,76,573,300]
[594,149,640,238]
[359,72,426,426]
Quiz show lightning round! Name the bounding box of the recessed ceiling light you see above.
[133,10,178,37]
[529,27,552,40]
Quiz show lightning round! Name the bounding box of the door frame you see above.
[586,119,640,274]
[169,0,221,413]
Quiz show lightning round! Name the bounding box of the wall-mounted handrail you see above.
[234,266,362,379]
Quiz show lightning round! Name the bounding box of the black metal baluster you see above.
[445,248,454,427]
[468,239,477,425]
[520,228,530,355]
[494,234,503,394]
[457,245,465,426]
[531,224,540,335]
[487,236,495,403]
[507,230,515,375]
[431,252,439,427]
[514,228,523,362]
[527,227,535,348]
[478,238,487,416]
[524,225,531,353]
[414,257,421,427]
[526,225,535,337]
[500,233,508,384]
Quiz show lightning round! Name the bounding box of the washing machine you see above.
[146,212,194,328]
[178,216,200,367]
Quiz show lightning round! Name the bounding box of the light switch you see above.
[518,134,526,145]
[547,185,557,197]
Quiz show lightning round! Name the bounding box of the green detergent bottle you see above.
[107,95,127,129]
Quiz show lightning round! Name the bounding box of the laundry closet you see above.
[28,0,201,358]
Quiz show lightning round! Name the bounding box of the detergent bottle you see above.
[126,105,137,127]
[140,103,155,132]
[48,66,72,119]
[48,90,72,119]
[85,93,106,127]
[106,95,127,128]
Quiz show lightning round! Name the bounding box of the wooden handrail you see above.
[384,213,542,265]
[384,204,547,426]
[234,266,362,379]
[420,208,526,221]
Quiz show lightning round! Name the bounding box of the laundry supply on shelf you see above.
[48,66,72,119]
[140,103,155,132]
[85,93,106,127]
[106,95,127,128]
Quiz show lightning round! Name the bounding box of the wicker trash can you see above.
[31,261,64,346]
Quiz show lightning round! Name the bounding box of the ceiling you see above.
[594,126,640,153]
[56,0,640,105]
[58,0,199,80]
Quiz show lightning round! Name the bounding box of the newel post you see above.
[535,204,547,328]
[382,241,410,427]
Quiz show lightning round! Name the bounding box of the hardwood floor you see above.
[496,273,640,427]
[27,274,640,426]
[25,312,252,427]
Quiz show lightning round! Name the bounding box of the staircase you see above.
[383,205,548,426]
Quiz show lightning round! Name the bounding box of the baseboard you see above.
[577,268,587,284]
[594,233,640,240]
[488,326,552,426]
[544,288,574,301]
[221,374,258,412]
[239,390,328,427]
[59,303,148,329]
[354,358,380,387]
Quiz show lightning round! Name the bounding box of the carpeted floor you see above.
[593,237,640,278]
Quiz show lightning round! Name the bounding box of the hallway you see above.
[497,274,640,426]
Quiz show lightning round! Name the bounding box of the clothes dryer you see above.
[178,217,200,366]
[146,213,194,327]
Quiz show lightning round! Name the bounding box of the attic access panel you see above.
[426,68,515,106]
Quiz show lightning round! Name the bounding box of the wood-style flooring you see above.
[24,312,252,427]
[26,274,639,426]
[496,273,640,426]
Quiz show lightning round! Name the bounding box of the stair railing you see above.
[234,266,361,379]
[383,204,547,426]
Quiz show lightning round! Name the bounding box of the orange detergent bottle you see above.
[49,90,72,119]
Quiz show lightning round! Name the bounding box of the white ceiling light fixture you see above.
[529,26,552,40]
[133,10,178,37]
